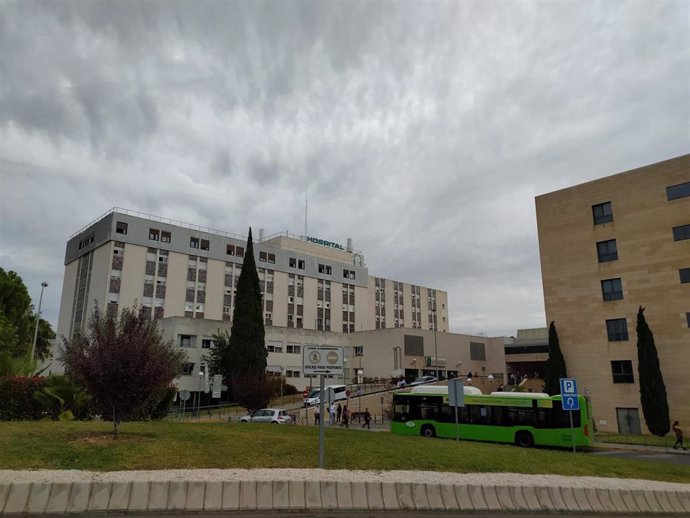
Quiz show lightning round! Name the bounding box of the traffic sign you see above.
[303,345,344,375]
[179,390,191,402]
[448,379,465,407]
[560,378,579,411]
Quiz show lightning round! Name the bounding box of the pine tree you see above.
[210,228,267,388]
[636,306,670,436]
[543,321,567,395]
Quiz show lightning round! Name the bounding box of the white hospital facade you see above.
[57,209,506,393]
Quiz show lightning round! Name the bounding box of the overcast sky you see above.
[1,0,688,337]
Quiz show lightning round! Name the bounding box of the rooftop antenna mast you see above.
[304,191,308,237]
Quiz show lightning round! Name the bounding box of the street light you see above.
[343,358,348,386]
[30,282,48,360]
[431,304,439,382]
[197,371,204,419]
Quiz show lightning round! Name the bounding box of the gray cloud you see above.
[1,0,688,335]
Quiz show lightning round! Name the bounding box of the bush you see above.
[0,375,47,420]
[282,381,298,395]
[32,375,95,421]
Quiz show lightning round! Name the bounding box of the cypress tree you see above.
[227,228,267,379]
[543,321,567,395]
[636,306,670,436]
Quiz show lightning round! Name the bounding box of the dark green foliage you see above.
[232,372,273,415]
[32,375,93,421]
[0,375,47,420]
[207,228,267,390]
[636,306,670,436]
[60,304,186,437]
[0,268,55,362]
[282,381,298,396]
[543,321,567,395]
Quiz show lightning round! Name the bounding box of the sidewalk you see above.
[1,469,689,515]
[594,442,690,455]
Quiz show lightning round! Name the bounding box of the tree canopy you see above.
[60,304,185,437]
[543,321,567,395]
[636,306,670,436]
[208,229,267,388]
[0,267,55,367]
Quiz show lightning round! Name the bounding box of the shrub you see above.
[0,375,46,420]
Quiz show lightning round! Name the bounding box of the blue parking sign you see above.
[560,378,579,411]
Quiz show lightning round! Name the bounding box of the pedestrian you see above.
[497,384,504,392]
[342,405,350,428]
[337,403,342,423]
[329,402,336,425]
[672,421,687,450]
[314,410,320,426]
[362,408,371,429]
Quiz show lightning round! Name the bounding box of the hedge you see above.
[0,375,47,420]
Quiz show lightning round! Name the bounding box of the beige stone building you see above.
[536,154,690,434]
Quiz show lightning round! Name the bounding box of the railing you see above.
[69,207,247,241]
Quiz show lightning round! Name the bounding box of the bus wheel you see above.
[515,431,534,448]
[420,425,436,438]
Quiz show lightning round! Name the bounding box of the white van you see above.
[304,385,347,407]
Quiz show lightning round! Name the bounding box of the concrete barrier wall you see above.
[1,479,689,515]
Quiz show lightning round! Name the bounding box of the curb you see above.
[1,479,689,515]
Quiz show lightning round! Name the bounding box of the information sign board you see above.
[303,345,344,375]
[559,378,579,411]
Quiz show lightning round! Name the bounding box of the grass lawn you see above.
[1,421,688,483]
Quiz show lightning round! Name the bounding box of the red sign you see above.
[345,389,351,397]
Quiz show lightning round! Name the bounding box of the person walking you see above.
[672,421,686,450]
[341,405,350,428]
[314,409,320,426]
[336,403,342,423]
[362,408,371,429]
[329,402,337,425]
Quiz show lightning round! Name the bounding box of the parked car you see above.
[239,408,294,424]
[408,375,437,386]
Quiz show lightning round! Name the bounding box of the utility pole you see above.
[30,282,48,359]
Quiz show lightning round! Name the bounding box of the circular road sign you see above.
[179,390,191,402]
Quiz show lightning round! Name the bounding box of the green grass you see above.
[0,421,688,483]
[595,432,676,448]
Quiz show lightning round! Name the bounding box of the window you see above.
[592,202,613,225]
[285,369,300,378]
[286,344,301,354]
[597,239,618,262]
[268,253,275,264]
[267,343,283,353]
[681,268,690,284]
[200,239,209,251]
[179,334,195,347]
[470,342,486,361]
[149,228,160,241]
[116,221,128,235]
[354,346,364,357]
[319,264,332,275]
[298,259,305,269]
[190,237,199,249]
[686,312,690,327]
[236,247,244,258]
[182,363,195,376]
[606,318,629,341]
[161,230,171,243]
[226,245,235,256]
[201,338,214,349]
[666,181,690,201]
[672,224,690,241]
[601,278,623,301]
[343,269,356,280]
[259,251,267,262]
[289,257,296,268]
[611,360,634,383]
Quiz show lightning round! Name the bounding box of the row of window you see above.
[591,181,690,228]
[602,312,690,339]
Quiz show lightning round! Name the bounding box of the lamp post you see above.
[30,281,48,360]
[197,371,204,419]
[431,305,439,382]
[343,358,348,386]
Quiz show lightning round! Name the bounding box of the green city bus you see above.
[391,386,593,448]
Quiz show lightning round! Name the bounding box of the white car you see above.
[408,375,437,386]
[239,408,294,424]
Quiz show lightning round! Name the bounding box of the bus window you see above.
[508,408,536,426]
[553,400,580,428]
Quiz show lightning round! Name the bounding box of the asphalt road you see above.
[591,448,690,465]
[111,512,667,517]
